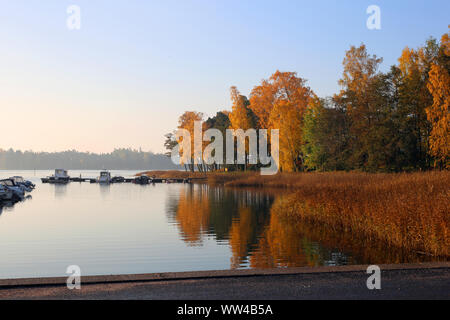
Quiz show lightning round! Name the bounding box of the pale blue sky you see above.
[0,0,448,153]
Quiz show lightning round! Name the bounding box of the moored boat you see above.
[134,175,151,185]
[10,176,35,192]
[0,179,25,201]
[111,176,125,183]
[0,184,13,201]
[42,169,70,184]
[97,171,112,184]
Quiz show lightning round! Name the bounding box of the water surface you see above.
[0,170,433,279]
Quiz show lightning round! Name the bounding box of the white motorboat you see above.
[0,184,13,201]
[97,171,112,184]
[42,169,70,184]
[10,176,34,192]
[0,179,25,201]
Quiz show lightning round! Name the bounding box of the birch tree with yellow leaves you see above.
[249,71,313,171]
[249,71,312,129]
[426,30,450,168]
[228,86,257,169]
[268,100,304,172]
[177,111,204,172]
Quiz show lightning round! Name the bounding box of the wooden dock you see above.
[41,176,195,185]
[70,177,96,183]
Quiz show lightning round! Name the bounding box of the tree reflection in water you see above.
[166,184,435,269]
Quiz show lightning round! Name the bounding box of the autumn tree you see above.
[301,97,325,170]
[249,71,313,171]
[249,71,312,129]
[177,111,204,172]
[229,86,256,130]
[396,39,439,169]
[268,100,304,171]
[336,44,384,169]
[204,111,231,171]
[302,97,350,171]
[228,86,257,170]
[426,30,450,168]
[166,32,450,173]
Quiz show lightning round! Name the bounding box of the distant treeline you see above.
[0,148,180,170]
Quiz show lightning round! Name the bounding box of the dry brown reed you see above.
[263,171,449,257]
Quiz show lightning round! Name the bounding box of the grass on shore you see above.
[265,171,448,257]
[140,170,449,256]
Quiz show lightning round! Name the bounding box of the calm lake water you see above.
[0,170,433,279]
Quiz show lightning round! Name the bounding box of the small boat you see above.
[111,176,125,183]
[0,184,13,201]
[134,175,151,185]
[97,171,112,184]
[10,176,35,192]
[0,179,25,201]
[42,169,70,184]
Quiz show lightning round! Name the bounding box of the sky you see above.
[0,0,448,154]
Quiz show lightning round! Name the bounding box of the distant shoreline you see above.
[0,149,180,171]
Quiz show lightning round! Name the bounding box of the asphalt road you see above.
[0,267,448,300]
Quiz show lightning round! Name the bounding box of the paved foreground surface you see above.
[0,265,448,300]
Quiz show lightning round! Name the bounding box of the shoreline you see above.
[1,262,448,289]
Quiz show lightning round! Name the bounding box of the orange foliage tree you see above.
[249,71,313,171]
[426,30,450,168]
[177,111,204,172]
[228,86,257,168]
[268,100,304,172]
[229,86,255,130]
[249,71,312,129]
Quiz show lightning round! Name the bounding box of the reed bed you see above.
[263,171,449,257]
